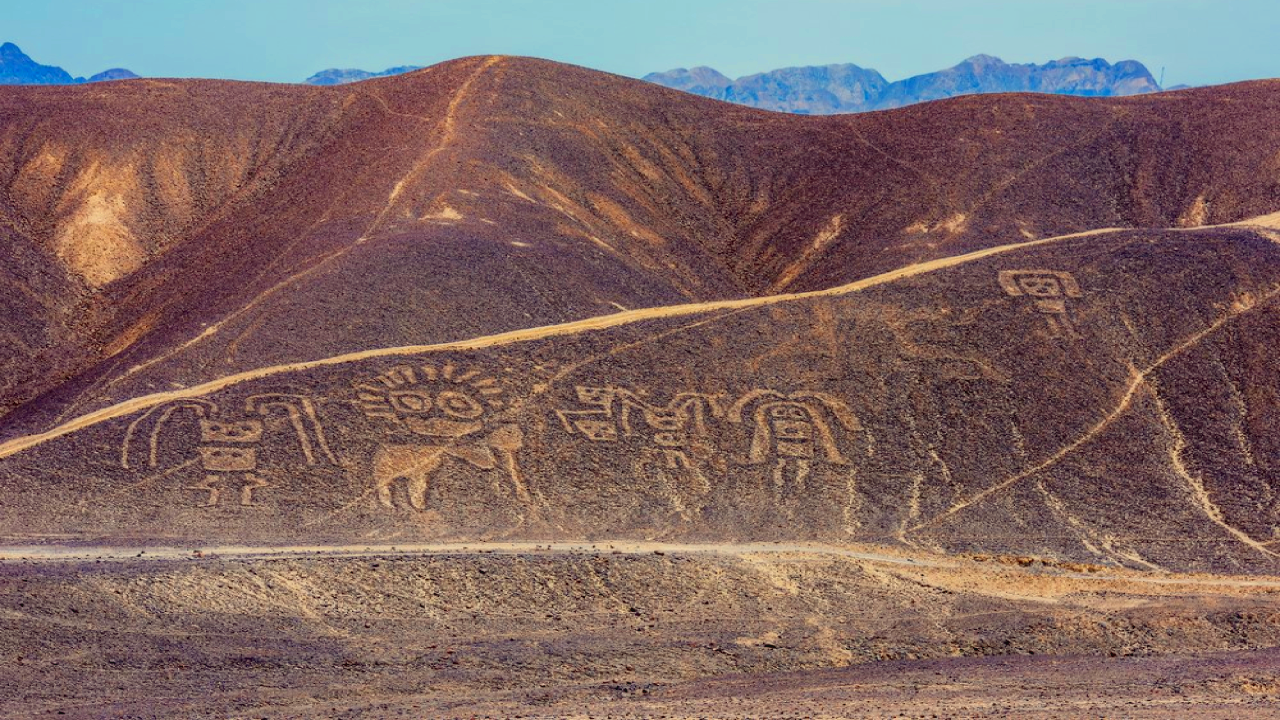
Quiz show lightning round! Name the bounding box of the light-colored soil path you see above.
[1,214,1274,464]
[0,225,1123,461]
[0,540,946,565]
[4,540,1279,589]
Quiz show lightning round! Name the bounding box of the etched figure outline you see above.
[353,363,528,512]
[999,269,1084,337]
[556,385,722,520]
[727,390,863,493]
[121,394,336,507]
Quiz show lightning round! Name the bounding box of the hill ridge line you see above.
[95,56,507,394]
[0,221,1258,461]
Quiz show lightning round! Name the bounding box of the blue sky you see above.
[6,0,1278,87]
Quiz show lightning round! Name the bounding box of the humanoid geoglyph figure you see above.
[121,394,336,507]
[998,269,1083,337]
[728,390,862,494]
[556,386,721,520]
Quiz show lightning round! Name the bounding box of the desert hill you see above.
[2,54,1280,718]
[3,56,1280,443]
[2,217,1277,573]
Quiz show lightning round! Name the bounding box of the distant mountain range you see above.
[0,43,1173,113]
[304,65,423,85]
[644,55,1163,114]
[0,42,137,84]
[303,54,1165,113]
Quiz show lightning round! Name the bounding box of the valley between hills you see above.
[1,55,1280,717]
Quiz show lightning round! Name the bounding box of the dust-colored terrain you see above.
[2,56,1280,717]
[3,545,1280,718]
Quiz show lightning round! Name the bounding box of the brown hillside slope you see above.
[3,57,1280,436]
[1,222,1276,573]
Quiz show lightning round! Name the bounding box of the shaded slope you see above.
[0,77,355,418]
[3,57,1280,439]
[1,222,1276,573]
[0,58,750,429]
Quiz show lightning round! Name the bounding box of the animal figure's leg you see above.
[405,453,447,511]
[499,449,532,504]
[376,479,396,509]
[374,446,446,510]
[486,424,531,504]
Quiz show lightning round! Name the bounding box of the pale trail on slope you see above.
[4,214,1279,462]
[0,224,1127,461]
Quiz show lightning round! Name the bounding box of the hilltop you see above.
[0,54,1278,717]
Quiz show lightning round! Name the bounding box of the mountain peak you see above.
[0,41,137,85]
[648,53,1162,113]
[0,42,35,63]
[87,68,140,83]
[641,66,734,95]
[304,65,424,85]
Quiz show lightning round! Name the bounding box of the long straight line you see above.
[0,227,1120,461]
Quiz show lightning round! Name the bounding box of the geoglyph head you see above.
[353,363,508,437]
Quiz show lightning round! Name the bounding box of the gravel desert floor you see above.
[3,543,1279,718]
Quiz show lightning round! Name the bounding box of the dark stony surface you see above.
[1,550,1278,718]
[2,57,1279,434]
[2,225,1277,572]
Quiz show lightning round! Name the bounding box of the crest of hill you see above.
[0,56,1278,437]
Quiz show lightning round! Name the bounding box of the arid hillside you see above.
[3,53,1280,719]
[2,220,1277,573]
[3,57,1280,437]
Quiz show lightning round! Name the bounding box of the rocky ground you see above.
[2,544,1278,718]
